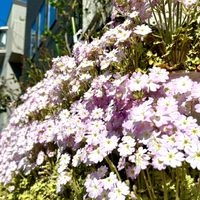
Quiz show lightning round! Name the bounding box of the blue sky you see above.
[0,0,13,26]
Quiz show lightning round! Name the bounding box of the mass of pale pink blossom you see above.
[0,0,200,198]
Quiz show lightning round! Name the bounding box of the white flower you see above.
[186,143,200,170]
[118,136,136,157]
[58,172,71,185]
[129,147,150,170]
[100,135,119,154]
[179,0,197,6]
[9,161,17,172]
[88,147,106,163]
[102,172,118,190]
[36,151,45,166]
[8,185,15,192]
[72,149,82,167]
[149,67,169,83]
[60,153,70,166]
[195,104,200,113]
[91,107,104,119]
[80,73,91,81]
[85,177,103,198]
[129,11,139,18]
[71,84,80,93]
[160,148,184,168]
[116,29,132,43]
[108,181,129,200]
[134,24,152,36]
[56,172,71,193]
[86,130,106,146]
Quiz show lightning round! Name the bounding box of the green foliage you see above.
[0,76,19,112]
[146,5,200,71]
[128,164,200,200]
[0,159,61,200]
[0,157,94,200]
[21,0,82,91]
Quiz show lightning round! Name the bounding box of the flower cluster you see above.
[0,0,200,198]
[1,66,200,198]
[85,171,129,200]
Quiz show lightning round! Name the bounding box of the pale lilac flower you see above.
[117,157,126,171]
[96,165,108,179]
[129,99,154,122]
[115,28,132,44]
[126,165,136,180]
[72,149,82,167]
[9,161,17,172]
[172,76,193,94]
[8,185,15,192]
[86,129,107,146]
[80,73,91,81]
[57,153,70,173]
[188,126,200,138]
[175,115,197,131]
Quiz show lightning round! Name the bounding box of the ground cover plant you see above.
[0,0,200,199]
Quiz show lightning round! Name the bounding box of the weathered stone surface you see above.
[170,71,200,82]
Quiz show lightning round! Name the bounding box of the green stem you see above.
[161,0,170,42]
[71,16,76,36]
[176,168,180,200]
[105,157,121,181]
[196,173,200,200]
[167,0,173,39]
[179,3,183,26]
[176,2,180,30]
[162,171,168,200]
[71,175,82,200]
[146,168,156,199]
[142,171,154,200]
[148,0,164,39]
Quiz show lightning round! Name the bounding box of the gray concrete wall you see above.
[0,2,26,130]
[82,0,112,36]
